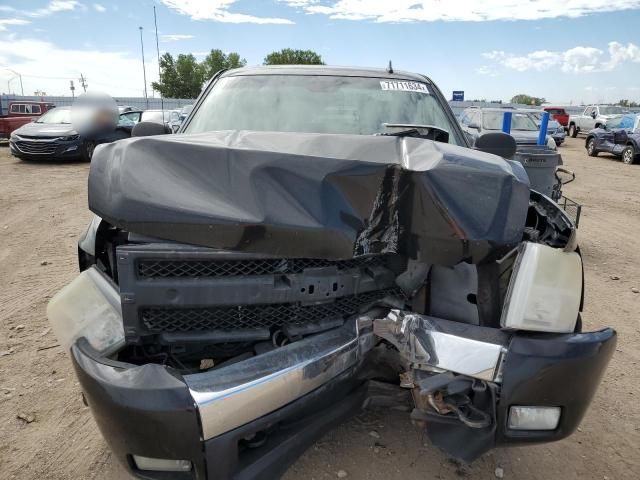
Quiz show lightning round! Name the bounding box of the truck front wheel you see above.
[569,124,578,138]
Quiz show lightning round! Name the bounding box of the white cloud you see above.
[561,46,602,73]
[280,0,640,22]
[483,42,640,74]
[160,0,294,24]
[0,18,30,31]
[0,35,159,97]
[605,41,640,70]
[161,34,194,41]
[27,0,81,18]
[93,3,106,13]
[475,65,498,76]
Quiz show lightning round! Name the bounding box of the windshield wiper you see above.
[377,123,449,143]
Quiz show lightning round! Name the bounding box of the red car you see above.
[0,101,56,139]
[544,107,569,127]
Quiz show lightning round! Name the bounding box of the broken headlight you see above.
[500,242,582,333]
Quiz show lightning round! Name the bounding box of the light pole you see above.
[3,68,24,96]
[154,6,164,111]
[139,26,149,109]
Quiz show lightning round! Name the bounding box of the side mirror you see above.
[468,122,481,130]
[591,112,597,119]
[474,132,517,159]
[131,121,171,137]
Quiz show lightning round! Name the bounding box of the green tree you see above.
[201,49,247,79]
[263,48,324,65]
[152,53,204,99]
[510,94,546,106]
[618,99,630,107]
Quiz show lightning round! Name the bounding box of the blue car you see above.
[585,114,640,164]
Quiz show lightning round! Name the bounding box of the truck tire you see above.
[622,145,637,165]
[569,124,578,138]
[586,138,598,157]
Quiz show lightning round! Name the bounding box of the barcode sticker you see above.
[380,81,429,93]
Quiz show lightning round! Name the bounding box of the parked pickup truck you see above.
[568,104,625,137]
[47,65,615,480]
[0,101,56,139]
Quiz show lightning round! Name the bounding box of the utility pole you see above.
[154,6,164,111]
[70,80,75,99]
[79,74,87,93]
[139,26,149,109]
[3,68,24,96]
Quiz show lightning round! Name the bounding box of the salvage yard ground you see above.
[0,137,638,480]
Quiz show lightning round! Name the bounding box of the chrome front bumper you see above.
[50,268,510,442]
[187,310,508,440]
[186,317,376,440]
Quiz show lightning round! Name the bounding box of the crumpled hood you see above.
[88,130,530,264]
[13,122,77,138]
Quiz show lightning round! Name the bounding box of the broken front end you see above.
[48,131,615,479]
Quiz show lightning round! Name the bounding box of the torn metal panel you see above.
[88,130,529,264]
[373,310,508,382]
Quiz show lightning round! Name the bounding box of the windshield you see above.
[600,106,624,115]
[482,111,538,131]
[141,110,172,124]
[184,75,462,145]
[35,108,71,124]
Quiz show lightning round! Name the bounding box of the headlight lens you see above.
[61,134,79,141]
[501,242,582,333]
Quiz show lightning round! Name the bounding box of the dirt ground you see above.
[0,137,638,480]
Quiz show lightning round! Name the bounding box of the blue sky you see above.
[0,0,639,104]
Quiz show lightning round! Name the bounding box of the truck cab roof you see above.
[219,65,434,84]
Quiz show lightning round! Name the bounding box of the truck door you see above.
[583,107,596,130]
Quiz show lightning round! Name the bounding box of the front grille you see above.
[14,140,59,155]
[137,256,388,278]
[141,288,404,333]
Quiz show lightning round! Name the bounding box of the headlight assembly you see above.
[501,242,582,333]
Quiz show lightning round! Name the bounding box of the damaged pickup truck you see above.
[48,66,616,479]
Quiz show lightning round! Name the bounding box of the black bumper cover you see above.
[71,328,616,479]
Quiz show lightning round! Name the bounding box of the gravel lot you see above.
[1,137,639,480]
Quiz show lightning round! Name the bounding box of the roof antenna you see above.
[387,60,394,74]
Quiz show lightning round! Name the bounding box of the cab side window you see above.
[31,105,41,114]
[10,104,20,113]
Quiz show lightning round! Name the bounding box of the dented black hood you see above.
[88,130,530,264]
